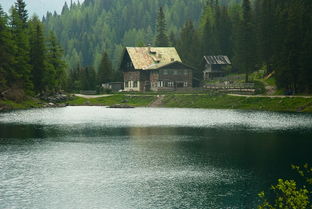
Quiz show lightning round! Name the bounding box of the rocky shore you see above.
[108,104,135,108]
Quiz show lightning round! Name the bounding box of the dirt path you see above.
[74,94,112,99]
[149,95,165,107]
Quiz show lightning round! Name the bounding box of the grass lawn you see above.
[161,94,312,112]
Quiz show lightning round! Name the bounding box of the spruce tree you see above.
[61,2,69,15]
[46,32,66,92]
[155,7,169,47]
[15,0,28,27]
[10,7,33,91]
[177,20,201,81]
[237,0,256,82]
[97,52,113,85]
[201,14,213,56]
[169,31,176,47]
[29,16,46,93]
[0,6,17,90]
[256,0,275,74]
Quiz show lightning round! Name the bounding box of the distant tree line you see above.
[43,0,207,69]
[0,0,66,96]
[45,0,312,93]
[66,52,120,92]
[171,0,312,93]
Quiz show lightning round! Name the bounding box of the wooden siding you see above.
[150,68,192,91]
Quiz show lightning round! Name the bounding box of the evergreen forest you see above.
[0,0,66,96]
[1,0,312,94]
[44,0,312,93]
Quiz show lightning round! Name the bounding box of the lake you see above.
[1,107,312,208]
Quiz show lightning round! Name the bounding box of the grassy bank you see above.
[2,93,312,113]
[67,95,156,107]
[161,94,312,112]
[0,98,44,111]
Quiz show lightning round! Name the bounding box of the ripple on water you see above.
[0,106,312,130]
[1,107,312,208]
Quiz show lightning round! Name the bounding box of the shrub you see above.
[258,164,312,209]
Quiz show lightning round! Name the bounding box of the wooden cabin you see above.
[203,55,231,81]
[120,47,194,92]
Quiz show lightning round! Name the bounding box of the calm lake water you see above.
[1,107,312,209]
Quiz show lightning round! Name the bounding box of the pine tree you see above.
[237,0,256,82]
[168,31,176,47]
[46,32,66,92]
[10,6,33,91]
[256,0,275,74]
[177,20,201,81]
[155,7,169,47]
[0,6,17,90]
[29,16,46,93]
[178,21,200,66]
[97,52,113,85]
[15,0,28,27]
[275,0,304,93]
[80,66,96,90]
[61,2,69,15]
[299,1,312,92]
[201,14,214,56]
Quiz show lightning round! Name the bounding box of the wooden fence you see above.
[204,83,255,89]
[203,83,256,94]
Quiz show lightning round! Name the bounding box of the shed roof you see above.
[126,47,182,70]
[204,56,231,65]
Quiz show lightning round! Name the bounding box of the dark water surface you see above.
[1,107,312,208]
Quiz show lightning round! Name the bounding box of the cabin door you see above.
[144,81,151,91]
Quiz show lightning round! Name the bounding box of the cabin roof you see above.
[156,60,195,71]
[204,55,231,65]
[126,47,182,70]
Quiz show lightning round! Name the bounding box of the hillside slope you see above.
[44,0,209,69]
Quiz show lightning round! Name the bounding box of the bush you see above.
[258,164,312,209]
[253,80,266,95]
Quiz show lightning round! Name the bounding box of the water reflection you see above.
[1,107,312,208]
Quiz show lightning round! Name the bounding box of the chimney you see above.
[147,44,151,53]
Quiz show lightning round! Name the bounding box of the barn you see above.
[119,47,194,92]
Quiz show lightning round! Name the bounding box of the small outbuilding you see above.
[203,55,231,81]
[102,82,124,92]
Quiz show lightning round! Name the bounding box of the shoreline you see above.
[2,93,312,113]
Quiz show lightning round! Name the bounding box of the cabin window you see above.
[184,70,188,75]
[133,81,138,88]
[173,70,178,75]
[163,70,168,75]
[158,81,164,87]
[168,81,174,87]
[184,82,188,87]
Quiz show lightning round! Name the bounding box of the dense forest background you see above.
[44,0,312,93]
[1,0,312,94]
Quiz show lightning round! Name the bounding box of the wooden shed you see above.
[203,55,231,81]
